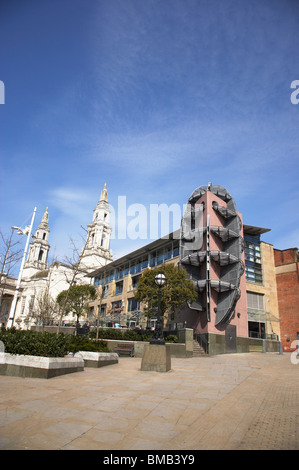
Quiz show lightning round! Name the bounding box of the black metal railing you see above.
[193,329,209,354]
[248,331,278,341]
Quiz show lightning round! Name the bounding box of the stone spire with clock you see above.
[23,207,51,278]
[81,183,113,271]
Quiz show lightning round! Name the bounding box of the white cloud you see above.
[48,187,94,218]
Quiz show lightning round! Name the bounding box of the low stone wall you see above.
[32,326,76,335]
[0,353,84,379]
[104,339,189,358]
[237,337,281,353]
[31,326,191,357]
[205,334,281,355]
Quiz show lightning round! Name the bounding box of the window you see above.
[129,259,142,275]
[141,256,149,269]
[244,234,263,283]
[150,244,177,267]
[102,285,108,298]
[123,264,129,276]
[115,281,123,295]
[20,297,26,315]
[88,307,94,319]
[164,244,172,261]
[128,297,140,312]
[111,300,122,311]
[157,249,164,265]
[173,240,179,258]
[247,292,264,311]
[247,292,266,332]
[132,275,140,289]
[115,268,123,280]
[29,295,35,310]
[150,251,157,267]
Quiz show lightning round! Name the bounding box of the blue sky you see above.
[1,0,299,270]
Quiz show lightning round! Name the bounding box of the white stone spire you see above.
[81,184,113,270]
[100,183,108,202]
[23,207,50,277]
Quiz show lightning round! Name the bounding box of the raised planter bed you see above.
[0,353,84,379]
[74,351,119,368]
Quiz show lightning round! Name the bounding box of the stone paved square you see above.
[0,353,298,450]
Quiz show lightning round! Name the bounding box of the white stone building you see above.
[0,184,113,329]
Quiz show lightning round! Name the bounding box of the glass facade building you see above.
[94,239,179,287]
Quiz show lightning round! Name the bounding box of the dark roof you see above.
[243,224,271,236]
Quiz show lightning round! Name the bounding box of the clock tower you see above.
[81,184,113,271]
[23,207,50,277]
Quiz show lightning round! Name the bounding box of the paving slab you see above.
[0,352,298,450]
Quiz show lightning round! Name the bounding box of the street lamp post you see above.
[150,272,167,345]
[6,207,37,328]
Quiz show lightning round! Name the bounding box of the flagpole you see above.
[7,207,37,328]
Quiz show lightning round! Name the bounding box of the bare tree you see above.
[26,286,59,331]
[54,226,110,334]
[0,229,23,323]
[56,231,92,333]
[95,277,107,340]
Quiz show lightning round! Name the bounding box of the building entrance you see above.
[248,321,266,339]
[225,324,237,353]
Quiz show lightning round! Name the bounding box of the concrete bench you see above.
[74,351,119,368]
[0,353,84,379]
[114,342,135,357]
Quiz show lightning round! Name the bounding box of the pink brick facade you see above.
[181,188,248,339]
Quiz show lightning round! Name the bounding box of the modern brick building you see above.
[274,248,299,351]
[245,229,280,341]
[1,182,286,356]
[88,184,281,354]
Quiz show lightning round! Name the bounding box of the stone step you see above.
[193,340,206,357]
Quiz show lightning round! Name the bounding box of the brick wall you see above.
[274,248,298,267]
[274,248,299,351]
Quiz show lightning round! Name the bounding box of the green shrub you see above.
[0,327,70,357]
[122,329,140,341]
[0,328,109,357]
[90,327,154,342]
[89,327,176,343]
[67,335,108,353]
[139,332,153,342]
[164,334,178,343]
[91,328,123,340]
[0,327,111,357]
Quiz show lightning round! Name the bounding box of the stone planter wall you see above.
[0,351,119,378]
[104,339,189,358]
[74,351,119,368]
[0,353,84,379]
